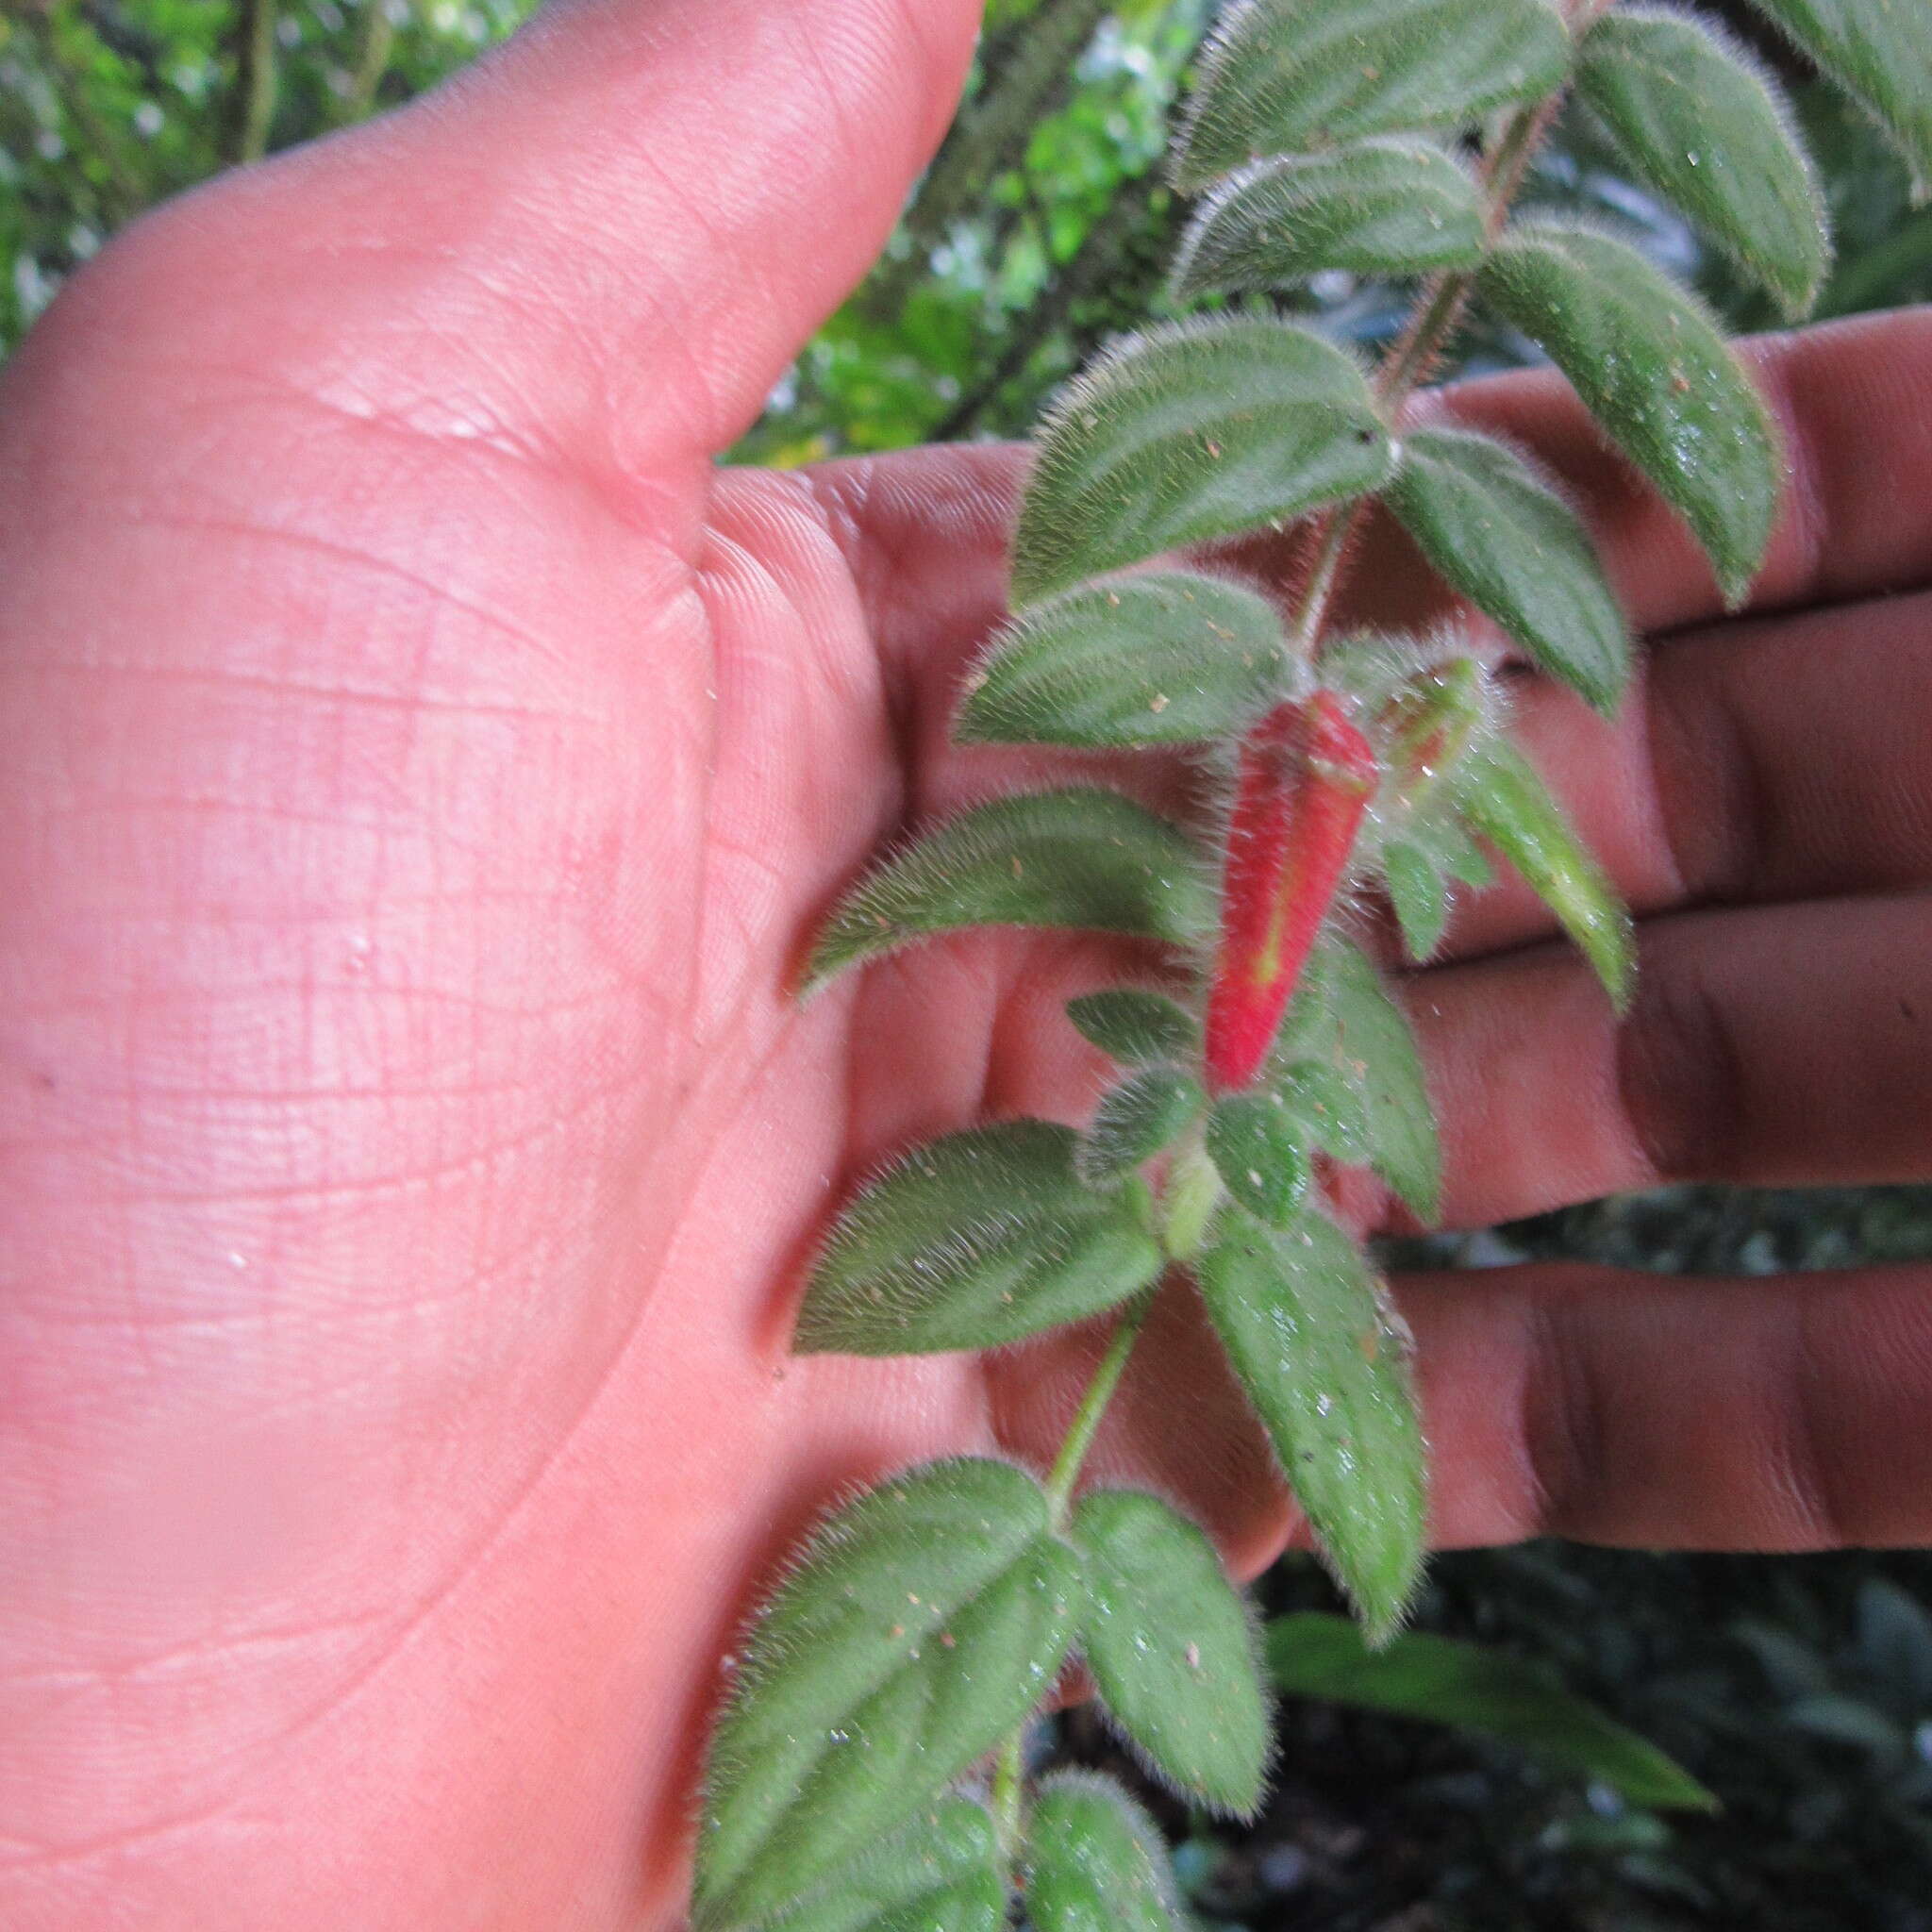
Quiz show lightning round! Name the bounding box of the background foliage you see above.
[6,2,1931,1924]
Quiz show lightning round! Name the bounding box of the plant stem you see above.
[1374,269,1474,403]
[991,1732,1026,1863]
[342,0,399,125]
[225,0,278,164]
[983,1288,1146,1887]
[1042,1291,1157,1528]
[987,93,1569,1850]
[1283,93,1560,662]
[865,0,1110,318]
[1285,505,1354,656]
[984,1139,1226,1875]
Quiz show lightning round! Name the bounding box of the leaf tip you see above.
[791,941,849,1004]
[1715,557,1757,615]
[949,694,1001,747]
[1597,914,1639,1017]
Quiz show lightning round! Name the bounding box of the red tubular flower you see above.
[1203,691,1378,1094]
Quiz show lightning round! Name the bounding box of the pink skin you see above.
[1203,693,1378,1092]
[4,3,1932,1924]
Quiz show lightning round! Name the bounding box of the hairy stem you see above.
[985,1139,1225,1873]
[991,1732,1027,1862]
[981,1284,1148,1886]
[979,88,1571,1857]
[1284,92,1562,660]
[1041,1141,1224,1523]
[1043,1291,1157,1527]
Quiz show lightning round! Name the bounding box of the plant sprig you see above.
[691,3,1932,1925]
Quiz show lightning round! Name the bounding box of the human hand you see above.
[1,0,1928,1924]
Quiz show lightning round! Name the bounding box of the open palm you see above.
[4,2,1932,1925]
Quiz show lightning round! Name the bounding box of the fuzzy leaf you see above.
[1025,1774,1183,1932]
[1078,1068,1207,1185]
[1274,1053,1373,1163]
[1173,0,1574,192]
[1478,220,1782,606]
[1074,1491,1273,1816]
[1457,742,1635,1009]
[1749,0,1932,198]
[1171,139,1486,297]
[1383,839,1450,961]
[1206,1092,1311,1227]
[1260,950,1374,1164]
[695,1459,1081,1928]
[771,1798,1006,1932]
[1197,1210,1426,1641]
[1432,813,1495,888]
[959,573,1286,747]
[1262,935,1340,1062]
[1267,1614,1718,1810]
[1579,7,1830,318]
[1067,988,1201,1064]
[1383,427,1630,710]
[804,790,1214,991]
[1009,319,1393,606]
[1326,940,1441,1220]
[1380,786,1498,961]
[796,1123,1163,1357]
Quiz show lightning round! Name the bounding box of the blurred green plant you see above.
[0,0,535,349]
[1266,1611,1715,1814]
[1133,1546,1932,1931]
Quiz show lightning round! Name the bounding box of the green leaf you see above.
[1274,1053,1373,1163]
[1326,940,1441,1221]
[1734,1619,1836,1701]
[1073,1491,1272,1815]
[958,573,1286,747]
[1067,988,1201,1065]
[1196,1210,1426,1641]
[771,1798,1006,1932]
[796,1123,1164,1357]
[1266,1613,1719,1810]
[1009,319,1394,606]
[1171,139,1485,298]
[1024,1773,1183,1932]
[1260,948,1374,1163]
[1749,0,1932,199]
[1579,7,1830,319]
[1856,1577,1932,1706]
[1478,220,1782,607]
[1433,814,1495,889]
[804,790,1215,992]
[1078,1068,1207,1185]
[1265,936,1342,1063]
[1382,838,1450,961]
[1383,427,1630,710]
[695,1459,1081,1928]
[1206,1092,1311,1227]
[1173,0,1574,193]
[1785,1692,1908,1757]
[1457,742,1635,1009]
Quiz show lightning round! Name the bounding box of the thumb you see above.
[113,0,982,469]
